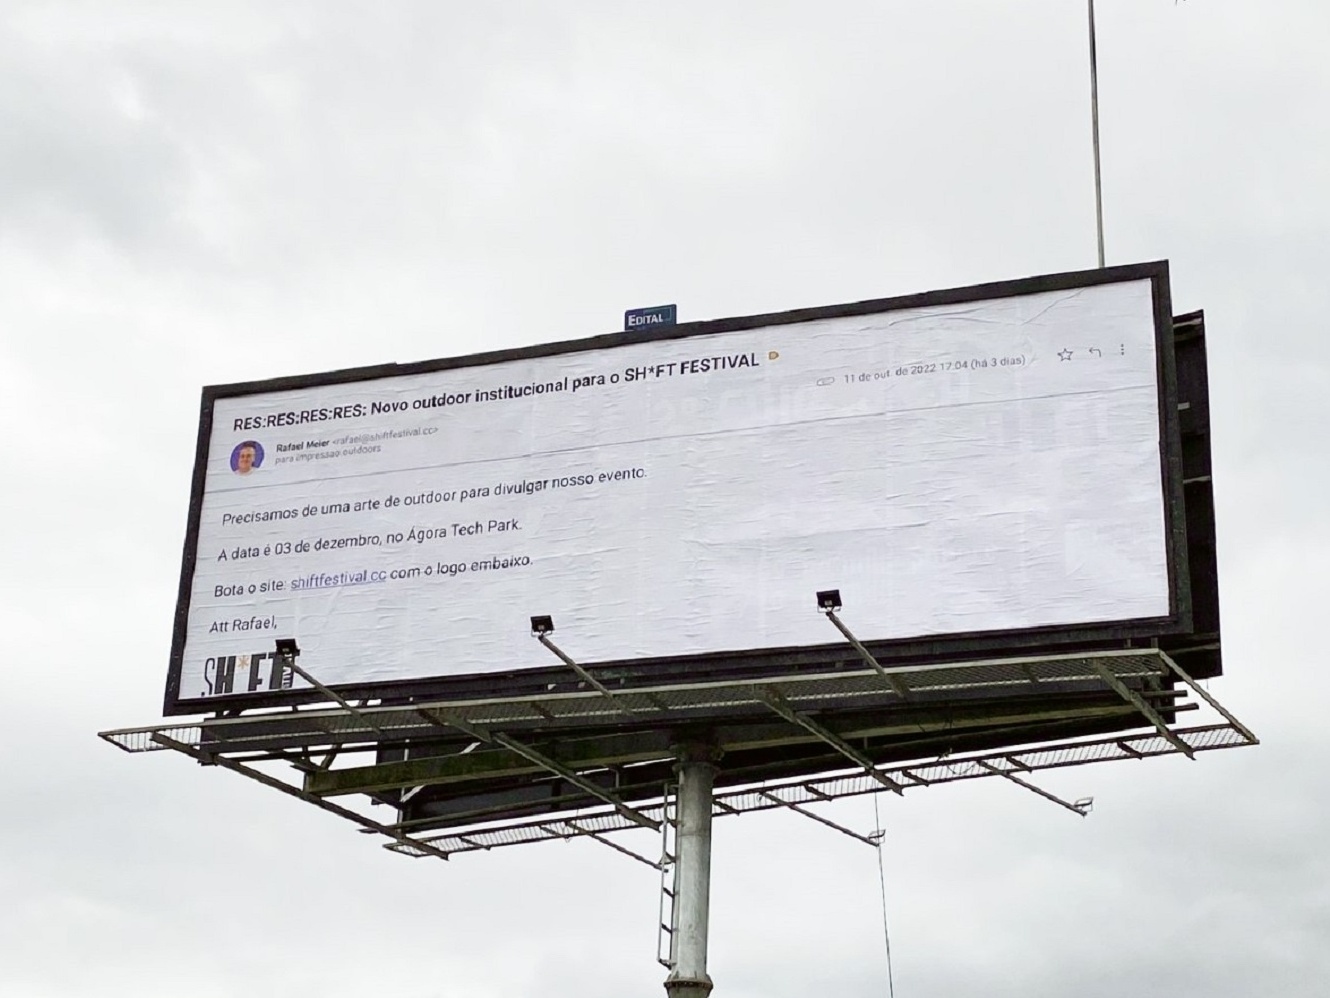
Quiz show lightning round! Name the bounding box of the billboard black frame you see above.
[164,260,1192,716]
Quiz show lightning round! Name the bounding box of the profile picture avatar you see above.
[230,440,265,475]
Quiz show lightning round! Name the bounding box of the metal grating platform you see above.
[386,721,1251,859]
[102,648,1170,756]
[99,648,1256,866]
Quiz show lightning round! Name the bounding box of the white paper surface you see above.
[180,278,1169,702]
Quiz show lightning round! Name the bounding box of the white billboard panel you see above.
[169,266,1179,711]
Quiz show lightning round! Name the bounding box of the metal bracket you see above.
[757,688,904,795]
[420,708,660,832]
[757,790,883,847]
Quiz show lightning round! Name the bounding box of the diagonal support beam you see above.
[305,728,671,797]
[758,688,904,795]
[422,709,659,831]
[1158,652,1259,745]
[757,791,882,847]
[1092,662,1194,759]
[975,761,1091,817]
[150,733,455,862]
[563,821,665,870]
[821,609,909,698]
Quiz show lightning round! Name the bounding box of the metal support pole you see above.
[283,657,386,735]
[535,632,634,718]
[975,762,1092,817]
[758,688,904,795]
[757,790,884,847]
[1088,0,1106,267]
[665,743,718,998]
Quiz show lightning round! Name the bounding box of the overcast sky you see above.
[2,1,1327,996]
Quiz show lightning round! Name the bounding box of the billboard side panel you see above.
[1151,262,1193,633]
[1162,309,1220,679]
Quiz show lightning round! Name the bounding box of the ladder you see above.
[656,782,679,969]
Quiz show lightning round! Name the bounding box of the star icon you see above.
[1057,348,1073,361]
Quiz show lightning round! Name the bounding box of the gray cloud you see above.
[1,1,1325,996]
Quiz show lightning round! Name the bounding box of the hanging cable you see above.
[872,792,897,998]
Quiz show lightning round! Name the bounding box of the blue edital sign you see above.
[624,303,677,331]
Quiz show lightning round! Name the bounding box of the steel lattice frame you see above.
[101,648,1256,864]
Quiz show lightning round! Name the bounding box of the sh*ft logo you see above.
[204,651,294,696]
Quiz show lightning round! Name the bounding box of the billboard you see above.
[165,262,1187,714]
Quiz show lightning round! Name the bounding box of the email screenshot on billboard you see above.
[169,264,1177,712]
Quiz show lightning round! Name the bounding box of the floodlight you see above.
[1075,797,1095,814]
[816,589,842,612]
[530,615,555,636]
[275,638,301,659]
